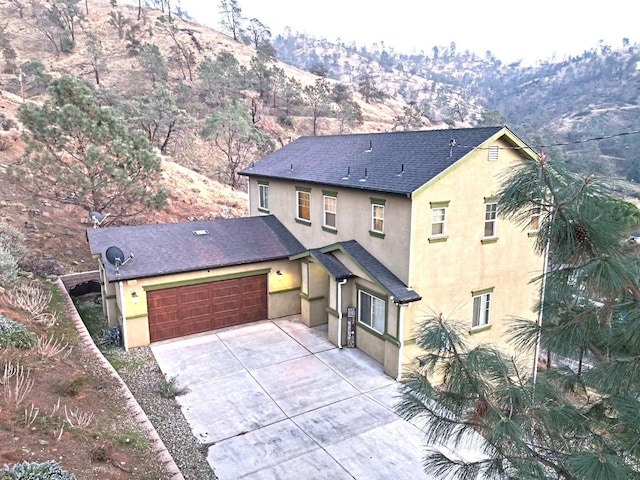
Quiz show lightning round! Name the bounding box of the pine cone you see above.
[573,224,589,244]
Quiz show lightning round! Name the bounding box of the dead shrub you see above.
[36,334,72,359]
[2,361,34,408]
[64,405,95,428]
[4,282,52,322]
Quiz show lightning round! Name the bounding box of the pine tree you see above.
[200,100,274,189]
[14,76,167,222]
[398,152,640,479]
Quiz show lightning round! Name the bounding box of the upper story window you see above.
[488,145,499,161]
[296,188,311,224]
[429,201,450,239]
[529,205,542,232]
[484,202,498,238]
[372,205,384,234]
[323,193,337,230]
[258,182,269,212]
[432,207,446,235]
[472,290,492,329]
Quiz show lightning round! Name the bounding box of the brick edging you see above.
[55,277,185,480]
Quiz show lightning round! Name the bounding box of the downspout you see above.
[337,278,347,348]
[118,281,129,351]
[532,238,551,386]
[397,303,405,381]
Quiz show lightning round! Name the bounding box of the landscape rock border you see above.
[55,275,185,480]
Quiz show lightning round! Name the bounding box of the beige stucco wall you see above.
[300,261,329,327]
[249,179,413,282]
[103,258,301,349]
[406,138,543,370]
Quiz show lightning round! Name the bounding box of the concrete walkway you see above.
[151,316,441,479]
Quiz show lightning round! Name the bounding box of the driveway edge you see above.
[56,277,185,480]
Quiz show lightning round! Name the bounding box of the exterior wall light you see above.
[276,270,283,279]
[131,291,139,304]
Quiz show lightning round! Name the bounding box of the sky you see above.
[176,0,638,65]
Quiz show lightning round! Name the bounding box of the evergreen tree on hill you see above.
[14,76,167,222]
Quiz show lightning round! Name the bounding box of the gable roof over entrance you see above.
[87,215,305,282]
[240,126,531,195]
[293,240,422,305]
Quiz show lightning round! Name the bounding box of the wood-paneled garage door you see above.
[147,274,268,342]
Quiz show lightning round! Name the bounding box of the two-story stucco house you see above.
[87,126,543,379]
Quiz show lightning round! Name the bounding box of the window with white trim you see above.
[529,205,541,232]
[472,291,492,328]
[484,203,498,238]
[258,183,269,211]
[297,190,311,221]
[358,290,386,333]
[431,207,447,236]
[372,204,384,233]
[324,195,337,229]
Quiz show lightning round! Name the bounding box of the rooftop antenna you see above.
[290,163,294,172]
[90,211,110,228]
[105,245,134,277]
[342,166,351,180]
[397,164,405,176]
[359,167,368,182]
[449,139,457,157]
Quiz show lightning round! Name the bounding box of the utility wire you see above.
[454,129,640,152]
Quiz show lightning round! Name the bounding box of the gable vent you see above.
[192,230,210,236]
[488,146,499,161]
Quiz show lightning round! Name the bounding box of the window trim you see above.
[258,182,269,212]
[323,194,337,230]
[483,202,498,239]
[431,206,447,237]
[296,188,311,224]
[369,197,387,238]
[357,288,387,335]
[529,205,541,233]
[471,289,493,329]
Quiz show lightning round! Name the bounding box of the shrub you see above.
[54,377,86,397]
[0,246,19,287]
[0,460,76,479]
[277,114,293,127]
[0,222,27,263]
[0,314,36,349]
[158,375,189,399]
[0,113,18,131]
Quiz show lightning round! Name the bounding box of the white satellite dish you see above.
[90,211,110,228]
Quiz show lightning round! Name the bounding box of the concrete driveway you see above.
[151,316,448,479]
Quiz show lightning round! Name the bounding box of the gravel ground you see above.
[113,347,218,480]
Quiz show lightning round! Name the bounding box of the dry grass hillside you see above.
[1,89,248,274]
[0,0,425,271]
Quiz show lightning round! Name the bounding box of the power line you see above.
[454,129,640,152]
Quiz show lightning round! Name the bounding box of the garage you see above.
[147,274,268,342]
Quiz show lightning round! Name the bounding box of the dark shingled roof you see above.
[87,216,305,283]
[308,249,354,281]
[322,240,421,304]
[240,126,505,195]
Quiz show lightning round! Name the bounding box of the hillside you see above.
[0,0,450,271]
[2,0,640,273]
[273,32,640,183]
[0,88,248,273]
